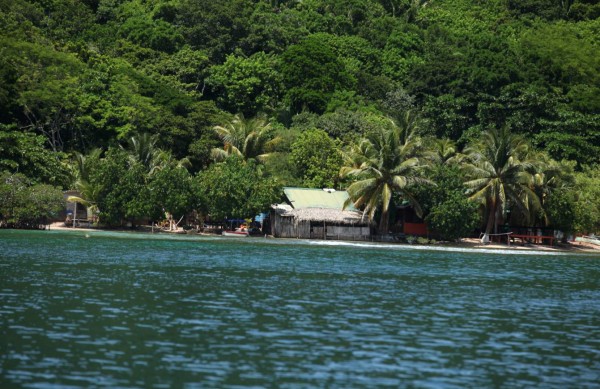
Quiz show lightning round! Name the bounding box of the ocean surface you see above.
[1,229,599,388]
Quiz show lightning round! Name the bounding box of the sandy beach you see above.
[455,237,600,254]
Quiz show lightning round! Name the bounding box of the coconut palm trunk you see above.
[340,113,430,235]
[485,199,496,235]
[379,208,390,234]
[463,127,541,236]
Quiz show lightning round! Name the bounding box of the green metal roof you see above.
[283,187,356,211]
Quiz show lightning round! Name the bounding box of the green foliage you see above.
[423,95,474,141]
[281,35,355,114]
[0,0,598,236]
[146,164,194,222]
[340,114,430,233]
[239,2,309,54]
[309,32,382,78]
[2,37,83,151]
[572,167,600,234]
[427,191,479,241]
[0,172,64,228]
[535,109,600,166]
[568,1,600,21]
[291,109,383,140]
[507,0,568,20]
[382,23,423,81]
[290,129,343,189]
[119,15,183,53]
[208,52,283,115]
[544,186,577,235]
[413,166,479,241]
[88,147,147,226]
[194,157,282,221]
[520,20,599,88]
[212,113,281,162]
[177,0,254,61]
[42,0,95,43]
[262,152,302,188]
[0,124,69,186]
[148,46,209,97]
[463,126,541,234]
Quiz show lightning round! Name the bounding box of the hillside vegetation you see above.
[1,0,599,236]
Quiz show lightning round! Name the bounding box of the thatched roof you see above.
[273,204,293,215]
[282,207,369,225]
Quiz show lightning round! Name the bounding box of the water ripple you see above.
[1,230,599,388]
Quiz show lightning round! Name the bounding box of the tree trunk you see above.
[378,208,389,235]
[485,200,496,235]
[494,205,500,235]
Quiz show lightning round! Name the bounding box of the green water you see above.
[1,230,599,388]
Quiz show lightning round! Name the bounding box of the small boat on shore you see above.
[222,229,249,237]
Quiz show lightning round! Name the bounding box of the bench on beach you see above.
[510,233,556,246]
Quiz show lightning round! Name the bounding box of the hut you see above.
[270,188,371,240]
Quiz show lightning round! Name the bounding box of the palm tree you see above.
[67,149,103,223]
[212,113,280,162]
[424,138,458,166]
[340,117,430,234]
[123,133,164,172]
[151,151,192,173]
[67,180,103,222]
[526,154,575,229]
[462,126,541,236]
[69,148,102,183]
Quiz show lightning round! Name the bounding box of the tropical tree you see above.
[207,52,283,115]
[123,133,164,172]
[290,129,343,189]
[462,126,541,236]
[87,147,148,227]
[528,155,575,229]
[66,149,103,222]
[211,113,280,162]
[146,160,194,230]
[0,172,64,229]
[0,124,70,186]
[423,137,459,166]
[572,166,600,235]
[340,116,430,233]
[280,35,355,114]
[195,157,281,221]
[412,165,479,241]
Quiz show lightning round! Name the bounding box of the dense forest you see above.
[1,0,599,237]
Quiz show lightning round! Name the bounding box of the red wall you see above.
[404,222,428,236]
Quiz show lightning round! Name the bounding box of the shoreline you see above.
[450,237,599,254]
[44,222,600,254]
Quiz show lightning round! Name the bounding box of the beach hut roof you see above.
[283,187,357,211]
[273,203,293,215]
[285,207,368,224]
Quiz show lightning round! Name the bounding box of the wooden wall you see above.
[271,212,370,240]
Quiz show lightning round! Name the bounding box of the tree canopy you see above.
[1,0,599,236]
